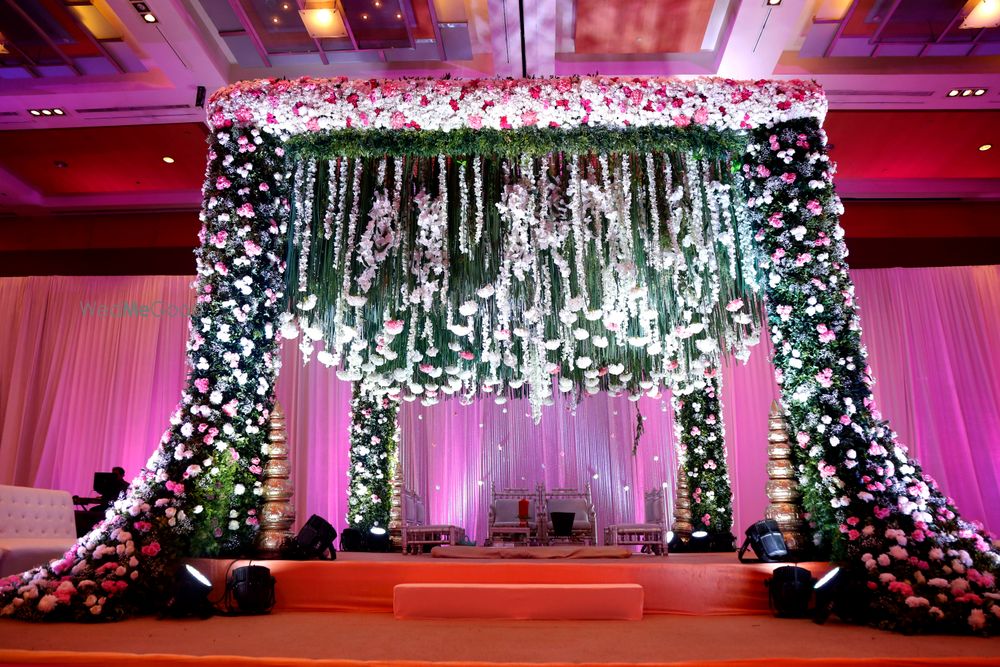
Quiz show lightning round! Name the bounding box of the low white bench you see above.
[393,583,644,620]
[0,484,77,577]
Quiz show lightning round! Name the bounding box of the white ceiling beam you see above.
[717,0,812,79]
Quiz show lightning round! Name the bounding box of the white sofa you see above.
[0,485,78,578]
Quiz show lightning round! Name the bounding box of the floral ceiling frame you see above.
[1,76,998,634]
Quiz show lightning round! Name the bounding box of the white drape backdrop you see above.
[1,266,998,541]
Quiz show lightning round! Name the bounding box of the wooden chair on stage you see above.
[486,483,544,546]
[400,489,465,555]
[604,488,669,555]
[542,484,598,546]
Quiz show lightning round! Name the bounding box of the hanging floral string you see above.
[281,139,764,421]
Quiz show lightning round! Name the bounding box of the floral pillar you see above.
[672,369,734,544]
[744,118,1000,633]
[0,126,290,619]
[347,386,399,534]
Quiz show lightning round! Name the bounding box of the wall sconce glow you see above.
[960,0,1000,29]
[299,2,347,38]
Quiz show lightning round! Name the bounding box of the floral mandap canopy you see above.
[1,76,997,635]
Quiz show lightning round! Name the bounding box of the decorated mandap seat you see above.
[542,484,597,546]
[400,489,465,555]
[604,488,668,555]
[486,483,544,546]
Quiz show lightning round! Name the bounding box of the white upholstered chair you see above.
[542,484,597,546]
[400,489,465,554]
[0,485,78,577]
[604,488,668,555]
[486,484,544,546]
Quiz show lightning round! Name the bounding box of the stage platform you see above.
[2,611,999,667]
[189,551,831,616]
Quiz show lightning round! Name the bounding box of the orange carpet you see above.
[189,552,831,616]
[2,612,999,666]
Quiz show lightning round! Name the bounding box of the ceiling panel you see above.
[573,0,714,55]
[0,123,208,197]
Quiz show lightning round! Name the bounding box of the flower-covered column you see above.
[744,118,1000,633]
[672,369,734,545]
[347,386,399,534]
[0,125,290,620]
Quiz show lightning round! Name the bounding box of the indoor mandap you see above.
[1,1,1000,666]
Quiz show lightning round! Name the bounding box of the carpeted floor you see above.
[2,612,999,666]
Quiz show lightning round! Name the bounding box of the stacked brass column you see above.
[765,400,808,552]
[256,402,296,558]
[671,465,693,541]
[388,464,404,551]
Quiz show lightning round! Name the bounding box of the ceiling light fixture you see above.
[980,144,993,152]
[960,0,1000,29]
[131,1,157,23]
[29,107,66,117]
[766,0,782,5]
[949,88,988,98]
[162,156,175,163]
[299,1,347,38]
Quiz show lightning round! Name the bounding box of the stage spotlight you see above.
[230,565,275,615]
[163,564,214,618]
[687,530,710,552]
[367,526,390,552]
[738,519,788,563]
[286,514,337,560]
[813,566,870,625]
[339,527,365,552]
[766,565,815,618]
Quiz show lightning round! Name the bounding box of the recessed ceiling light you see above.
[962,89,973,96]
[974,88,987,96]
[396,12,402,19]
[41,109,52,115]
[980,144,993,152]
[162,156,175,163]
[52,108,64,115]
[29,109,41,116]
[766,0,782,5]
[361,13,369,20]
[272,16,279,23]
[142,12,157,23]
[948,89,960,97]
[54,160,68,169]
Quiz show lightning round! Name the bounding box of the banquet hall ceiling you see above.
[0,0,998,213]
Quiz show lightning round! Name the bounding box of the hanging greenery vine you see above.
[347,386,399,533]
[281,141,764,421]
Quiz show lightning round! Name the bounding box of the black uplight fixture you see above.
[230,565,275,615]
[738,519,789,563]
[367,526,390,552]
[163,564,214,618]
[285,514,338,559]
[766,565,815,619]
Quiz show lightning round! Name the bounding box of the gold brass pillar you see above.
[765,400,808,552]
[388,463,403,551]
[671,464,693,541]
[256,402,296,558]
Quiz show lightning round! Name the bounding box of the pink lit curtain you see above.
[1,266,998,541]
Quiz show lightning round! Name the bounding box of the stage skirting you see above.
[189,552,830,616]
